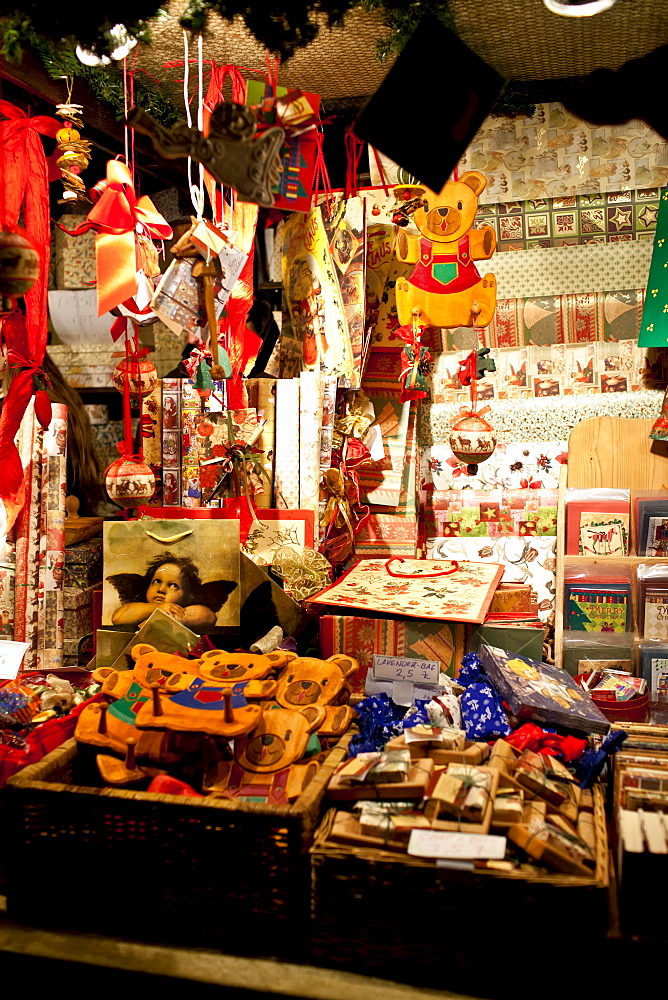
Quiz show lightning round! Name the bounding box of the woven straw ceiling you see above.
[136,3,394,109]
[134,0,668,108]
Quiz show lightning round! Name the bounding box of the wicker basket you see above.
[4,734,349,958]
[311,785,610,989]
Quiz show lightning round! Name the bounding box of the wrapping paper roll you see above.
[274,377,301,510]
[299,370,324,538]
[142,380,163,506]
[0,535,16,640]
[161,378,182,506]
[14,404,44,672]
[246,378,276,509]
[39,403,68,670]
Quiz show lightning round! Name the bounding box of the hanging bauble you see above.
[112,355,158,398]
[449,411,496,476]
[0,231,40,310]
[105,457,155,507]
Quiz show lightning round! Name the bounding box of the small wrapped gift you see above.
[492,788,524,826]
[356,801,428,840]
[336,749,411,785]
[424,764,493,823]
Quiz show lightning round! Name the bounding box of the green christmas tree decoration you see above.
[638,186,668,348]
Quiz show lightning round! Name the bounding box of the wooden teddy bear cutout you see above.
[395,170,497,330]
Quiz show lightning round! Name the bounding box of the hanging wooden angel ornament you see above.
[449,348,497,475]
[394,171,496,329]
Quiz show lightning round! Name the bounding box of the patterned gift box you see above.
[63,603,93,640]
[64,540,103,590]
[319,615,466,693]
[54,213,96,289]
[46,346,118,389]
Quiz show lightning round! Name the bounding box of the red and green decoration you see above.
[638,186,668,440]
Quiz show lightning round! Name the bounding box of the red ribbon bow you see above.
[58,159,172,316]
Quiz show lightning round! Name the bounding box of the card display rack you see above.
[555,417,668,671]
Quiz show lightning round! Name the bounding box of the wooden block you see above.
[327,757,434,801]
[507,823,593,877]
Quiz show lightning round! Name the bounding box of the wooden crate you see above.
[4,735,349,958]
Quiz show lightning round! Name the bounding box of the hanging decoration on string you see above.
[450,346,497,476]
[106,324,155,508]
[52,82,93,204]
[127,101,285,209]
[394,310,434,403]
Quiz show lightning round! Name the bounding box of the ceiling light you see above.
[543,0,618,16]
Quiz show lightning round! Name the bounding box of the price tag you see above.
[408,830,507,860]
[372,654,440,686]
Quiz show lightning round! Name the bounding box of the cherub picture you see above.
[102,519,240,633]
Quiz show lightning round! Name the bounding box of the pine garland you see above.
[0,16,179,126]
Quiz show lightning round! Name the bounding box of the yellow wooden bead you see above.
[56,127,80,143]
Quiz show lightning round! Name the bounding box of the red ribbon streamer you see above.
[0,101,60,528]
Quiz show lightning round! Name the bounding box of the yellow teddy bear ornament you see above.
[395,170,496,329]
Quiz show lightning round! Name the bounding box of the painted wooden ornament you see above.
[449,411,496,475]
[394,171,496,329]
[0,231,40,309]
[112,355,158,398]
[105,457,155,507]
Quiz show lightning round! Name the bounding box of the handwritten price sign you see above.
[372,654,440,686]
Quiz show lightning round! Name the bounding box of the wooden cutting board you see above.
[567,417,668,491]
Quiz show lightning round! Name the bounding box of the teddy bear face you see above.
[234,708,316,773]
[410,171,487,245]
[275,657,347,710]
[130,643,191,690]
[196,649,282,684]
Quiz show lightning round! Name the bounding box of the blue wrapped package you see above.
[458,651,511,741]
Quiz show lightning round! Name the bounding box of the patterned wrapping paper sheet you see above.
[322,196,367,389]
[422,440,567,492]
[483,240,652,300]
[299,370,324,538]
[420,390,664,447]
[281,204,356,385]
[274,377,301,510]
[54,214,96,289]
[365,223,397,347]
[353,513,418,559]
[141,380,163,506]
[421,488,558,538]
[425,535,557,623]
[457,103,668,204]
[432,341,652,408]
[307,558,505,625]
[319,615,467,693]
[471,187,659,253]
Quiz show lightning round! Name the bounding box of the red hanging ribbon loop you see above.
[385,557,460,578]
